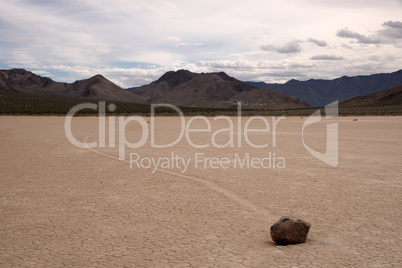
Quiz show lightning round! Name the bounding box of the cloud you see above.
[164,36,204,47]
[1,1,402,87]
[261,40,302,54]
[383,20,402,28]
[336,21,402,45]
[164,36,182,43]
[380,20,402,39]
[336,28,383,44]
[175,42,204,47]
[310,54,343,60]
[307,38,328,47]
[196,59,253,69]
[303,0,402,8]
[196,59,316,81]
[261,38,328,54]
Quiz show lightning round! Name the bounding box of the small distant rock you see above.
[353,119,358,121]
[270,216,311,245]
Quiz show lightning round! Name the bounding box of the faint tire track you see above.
[83,132,262,214]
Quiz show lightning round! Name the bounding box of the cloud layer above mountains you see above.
[1,0,401,87]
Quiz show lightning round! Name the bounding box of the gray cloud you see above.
[336,28,383,44]
[307,38,328,46]
[261,38,327,54]
[310,54,343,60]
[337,21,402,45]
[261,40,302,54]
[383,20,402,28]
[380,20,402,39]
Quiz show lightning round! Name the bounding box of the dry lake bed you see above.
[0,115,401,267]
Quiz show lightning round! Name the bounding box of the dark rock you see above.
[270,216,311,245]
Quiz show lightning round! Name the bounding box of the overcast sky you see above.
[1,0,402,87]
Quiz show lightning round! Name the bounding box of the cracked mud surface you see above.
[1,116,401,267]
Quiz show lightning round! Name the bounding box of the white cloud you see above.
[164,36,182,43]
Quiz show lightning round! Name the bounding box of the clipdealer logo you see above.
[302,101,338,167]
[64,101,338,172]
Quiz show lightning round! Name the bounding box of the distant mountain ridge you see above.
[132,69,310,109]
[247,69,402,107]
[0,68,310,110]
[0,68,63,93]
[2,68,401,112]
[340,85,402,107]
[0,69,146,103]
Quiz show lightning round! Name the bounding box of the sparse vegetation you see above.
[1,90,401,116]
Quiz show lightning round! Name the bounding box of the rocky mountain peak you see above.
[152,69,197,88]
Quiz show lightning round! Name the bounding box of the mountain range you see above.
[0,69,310,110]
[247,69,402,107]
[1,68,402,114]
[340,84,402,107]
[0,69,146,103]
[132,70,310,109]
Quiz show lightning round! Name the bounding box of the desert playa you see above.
[0,115,401,267]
